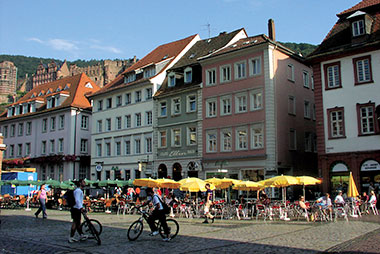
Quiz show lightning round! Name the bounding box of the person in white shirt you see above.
[334,191,345,206]
[69,179,88,243]
[369,190,377,204]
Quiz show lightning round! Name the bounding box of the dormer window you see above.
[168,73,176,87]
[56,86,62,92]
[38,91,44,97]
[125,73,136,83]
[352,20,365,37]
[64,84,70,90]
[46,89,52,95]
[144,66,156,78]
[47,97,56,109]
[184,67,192,83]
[31,93,36,99]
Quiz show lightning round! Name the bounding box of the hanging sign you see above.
[361,160,380,171]
[331,163,348,172]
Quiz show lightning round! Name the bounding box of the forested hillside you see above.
[280,42,318,57]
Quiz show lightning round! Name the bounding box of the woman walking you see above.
[34,184,48,219]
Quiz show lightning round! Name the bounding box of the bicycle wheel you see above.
[127,220,143,241]
[88,222,101,245]
[159,219,179,239]
[81,219,103,235]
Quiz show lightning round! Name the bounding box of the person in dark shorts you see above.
[68,179,88,243]
[203,183,215,224]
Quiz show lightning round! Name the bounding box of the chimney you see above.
[268,19,275,41]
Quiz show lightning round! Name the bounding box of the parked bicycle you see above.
[81,210,101,245]
[127,206,179,241]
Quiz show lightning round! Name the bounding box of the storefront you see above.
[360,159,380,193]
[330,162,350,196]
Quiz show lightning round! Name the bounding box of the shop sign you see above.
[361,160,380,171]
[331,163,348,172]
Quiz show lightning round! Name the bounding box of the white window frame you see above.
[287,64,295,82]
[80,139,88,153]
[250,89,262,111]
[146,88,153,100]
[171,128,181,147]
[171,97,181,116]
[160,101,167,117]
[50,139,55,153]
[135,138,141,154]
[96,143,102,157]
[304,132,312,152]
[303,71,310,88]
[187,126,197,146]
[105,142,111,156]
[352,19,365,37]
[206,98,217,118]
[221,129,232,152]
[97,120,103,132]
[59,115,65,129]
[288,96,296,115]
[41,141,46,155]
[146,137,152,153]
[249,57,261,76]
[135,113,142,127]
[360,106,375,135]
[125,115,131,128]
[168,73,176,87]
[186,94,197,113]
[234,61,246,80]
[304,100,311,119]
[50,117,56,131]
[235,93,247,113]
[220,64,231,83]
[106,118,111,131]
[184,67,192,83]
[159,130,167,148]
[42,119,47,133]
[135,90,142,103]
[146,111,152,125]
[220,95,232,116]
[116,95,122,106]
[58,138,64,153]
[124,140,131,155]
[81,115,89,130]
[251,124,264,149]
[125,93,131,105]
[206,130,217,153]
[18,123,23,136]
[25,143,31,156]
[206,68,217,86]
[115,141,121,156]
[116,116,122,130]
[236,127,248,150]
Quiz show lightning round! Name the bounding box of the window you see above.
[115,141,121,156]
[125,140,131,155]
[206,68,216,86]
[303,71,310,88]
[3,126,8,138]
[187,94,196,112]
[220,96,231,115]
[288,96,296,115]
[125,115,131,128]
[146,111,152,125]
[287,64,295,82]
[250,89,262,111]
[17,144,22,157]
[146,88,153,100]
[116,95,122,106]
[97,120,103,132]
[311,75,314,90]
[41,141,46,154]
[49,139,55,153]
[135,113,141,127]
[106,98,112,109]
[328,107,345,139]
[184,67,192,83]
[59,115,65,129]
[160,101,167,117]
[42,119,47,132]
[135,139,141,154]
[357,103,377,135]
[206,131,217,153]
[143,66,156,78]
[159,130,167,148]
[146,137,152,153]
[206,99,217,117]
[217,65,231,85]
[221,129,232,152]
[18,123,23,136]
[105,142,111,156]
[126,73,136,83]
[168,73,176,87]
[10,144,14,158]
[352,20,365,37]
[81,115,89,130]
[251,124,264,149]
[135,91,142,103]
[58,138,64,153]
[96,143,102,157]
[187,127,197,146]
[289,129,297,150]
[125,93,131,105]
[249,57,261,76]
[324,62,341,89]
[97,100,103,111]
[172,129,181,147]
[236,128,248,150]
[106,118,111,131]
[353,55,373,85]
[304,132,312,152]
[50,117,56,131]
[25,143,31,156]
[172,98,181,115]
[235,94,247,113]
[304,100,311,119]
[115,117,122,130]
[234,61,246,80]
[312,103,316,120]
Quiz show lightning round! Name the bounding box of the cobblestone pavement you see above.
[1,209,380,254]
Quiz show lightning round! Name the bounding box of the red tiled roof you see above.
[338,0,380,16]
[90,34,198,98]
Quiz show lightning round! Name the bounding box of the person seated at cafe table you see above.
[334,190,345,206]
[316,193,333,219]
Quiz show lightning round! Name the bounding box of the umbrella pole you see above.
[25,185,31,211]
[303,185,306,200]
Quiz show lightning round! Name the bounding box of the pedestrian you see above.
[34,184,48,219]
[68,179,88,243]
[203,183,215,224]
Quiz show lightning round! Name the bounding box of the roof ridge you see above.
[338,0,380,16]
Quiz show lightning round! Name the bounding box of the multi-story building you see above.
[0,73,100,181]
[30,60,70,91]
[308,0,380,194]
[89,35,199,181]
[200,20,317,186]
[153,29,247,180]
[70,58,137,88]
[0,61,17,103]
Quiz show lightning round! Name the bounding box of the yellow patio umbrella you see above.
[133,178,159,188]
[180,178,215,192]
[233,181,263,191]
[178,177,200,185]
[347,172,359,198]
[205,177,231,189]
[296,176,322,199]
[263,175,299,187]
[155,178,181,189]
[220,178,241,186]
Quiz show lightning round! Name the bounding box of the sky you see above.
[0,0,360,61]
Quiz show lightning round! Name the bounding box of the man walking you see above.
[203,183,215,224]
[34,184,48,219]
[68,179,88,243]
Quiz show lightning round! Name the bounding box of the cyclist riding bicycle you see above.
[139,187,171,242]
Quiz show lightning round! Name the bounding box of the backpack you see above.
[155,194,170,215]
[64,189,76,207]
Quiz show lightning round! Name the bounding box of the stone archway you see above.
[158,164,168,178]
[172,163,182,181]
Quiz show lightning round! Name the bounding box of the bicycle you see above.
[81,210,101,245]
[127,206,179,241]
